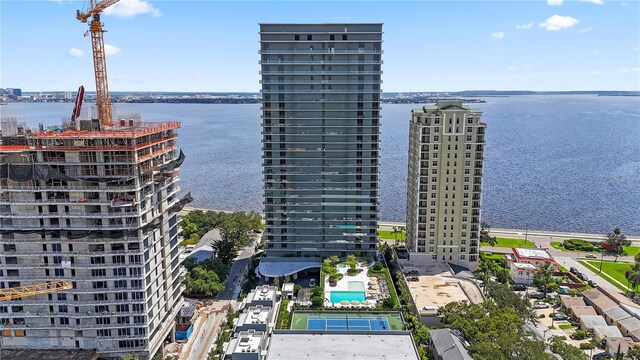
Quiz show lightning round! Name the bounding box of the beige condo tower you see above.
[405,100,486,270]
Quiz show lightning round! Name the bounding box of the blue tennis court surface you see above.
[307,316,390,331]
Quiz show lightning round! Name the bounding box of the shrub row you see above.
[563,238,595,252]
[276,300,290,329]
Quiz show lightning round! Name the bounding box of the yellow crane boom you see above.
[76,0,120,127]
[0,281,73,302]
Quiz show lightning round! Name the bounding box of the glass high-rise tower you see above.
[259,24,383,261]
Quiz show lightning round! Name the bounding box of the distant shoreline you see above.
[179,207,640,239]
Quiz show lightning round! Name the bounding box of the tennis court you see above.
[290,311,404,331]
[308,316,391,331]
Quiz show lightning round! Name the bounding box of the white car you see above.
[585,253,597,259]
[534,301,550,309]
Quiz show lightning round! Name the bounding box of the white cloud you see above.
[103,0,161,18]
[623,67,640,73]
[104,44,121,56]
[539,15,579,31]
[516,23,533,30]
[491,32,505,40]
[68,48,84,57]
[547,0,563,6]
[578,0,604,4]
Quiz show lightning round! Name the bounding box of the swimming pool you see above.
[337,264,349,270]
[330,291,366,303]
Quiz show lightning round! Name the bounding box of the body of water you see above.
[2,95,639,235]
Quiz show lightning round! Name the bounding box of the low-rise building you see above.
[618,317,640,340]
[242,285,279,310]
[580,315,608,331]
[266,331,420,360]
[428,329,473,360]
[583,288,618,315]
[593,325,623,343]
[603,306,632,327]
[509,262,537,284]
[233,306,275,334]
[222,330,267,360]
[571,306,598,320]
[605,337,633,358]
[560,296,586,311]
[281,283,294,300]
[504,248,557,271]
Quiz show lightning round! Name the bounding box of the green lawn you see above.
[378,230,406,241]
[551,241,640,256]
[580,260,634,291]
[559,324,575,330]
[481,237,536,248]
[290,311,405,331]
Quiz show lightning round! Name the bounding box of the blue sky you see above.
[1,0,639,92]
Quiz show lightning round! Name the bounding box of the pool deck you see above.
[324,263,373,307]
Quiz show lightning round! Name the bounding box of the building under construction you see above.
[0,117,191,359]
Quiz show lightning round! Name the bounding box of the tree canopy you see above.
[533,261,558,295]
[606,227,630,261]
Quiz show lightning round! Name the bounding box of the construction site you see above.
[0,0,191,359]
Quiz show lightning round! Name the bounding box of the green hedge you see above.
[276,300,290,329]
[563,239,595,252]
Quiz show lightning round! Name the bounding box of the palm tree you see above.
[391,226,399,246]
[480,221,497,247]
[606,227,630,263]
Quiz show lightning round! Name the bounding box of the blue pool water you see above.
[330,291,366,303]
[336,264,349,270]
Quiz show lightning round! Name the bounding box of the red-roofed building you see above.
[505,247,558,272]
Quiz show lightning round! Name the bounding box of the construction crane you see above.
[76,0,120,128]
[0,281,72,302]
[70,85,85,128]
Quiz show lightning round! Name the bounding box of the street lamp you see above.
[599,249,605,273]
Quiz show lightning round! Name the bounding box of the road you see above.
[181,235,259,360]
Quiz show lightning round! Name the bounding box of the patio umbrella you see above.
[369,284,379,290]
[351,300,360,305]
[362,300,371,305]
[341,300,350,306]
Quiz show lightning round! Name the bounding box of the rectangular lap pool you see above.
[329,291,365,303]
[307,316,391,331]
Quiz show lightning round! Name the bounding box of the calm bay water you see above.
[2,95,639,235]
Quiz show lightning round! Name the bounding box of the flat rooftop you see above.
[514,248,552,260]
[512,262,537,270]
[402,262,472,309]
[246,285,277,303]
[225,330,264,356]
[237,306,271,326]
[266,331,419,360]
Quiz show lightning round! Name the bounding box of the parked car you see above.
[529,292,545,299]
[489,276,498,283]
[552,313,568,321]
[534,301,550,309]
[592,352,610,359]
[579,273,589,282]
[588,280,598,287]
[309,279,316,287]
[511,284,527,291]
[585,253,597,259]
[475,279,484,287]
[570,267,579,275]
